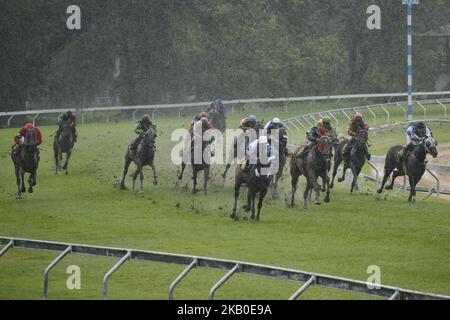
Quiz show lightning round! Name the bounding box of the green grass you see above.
[0,111,449,300]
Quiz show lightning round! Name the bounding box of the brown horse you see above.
[289,135,333,209]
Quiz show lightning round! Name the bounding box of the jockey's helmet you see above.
[322,116,331,124]
[354,112,363,119]
[200,111,208,117]
[248,115,257,123]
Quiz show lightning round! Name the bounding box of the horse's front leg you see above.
[178,162,186,180]
[290,170,299,208]
[120,156,132,190]
[203,166,209,195]
[350,163,359,193]
[222,164,231,179]
[330,157,341,188]
[256,189,267,221]
[386,169,402,190]
[63,150,72,175]
[337,162,348,183]
[15,166,22,199]
[28,170,36,193]
[192,169,198,194]
[250,191,256,220]
[150,162,158,186]
[132,165,140,192]
[378,165,394,193]
[303,183,311,209]
[20,169,26,194]
[408,175,416,202]
[231,179,242,220]
[139,168,144,194]
[323,173,331,203]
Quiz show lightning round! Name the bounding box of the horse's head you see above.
[423,136,438,158]
[142,127,156,147]
[356,129,369,145]
[317,135,333,158]
[25,128,37,147]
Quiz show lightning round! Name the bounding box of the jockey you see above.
[264,117,284,131]
[317,116,333,133]
[191,116,213,142]
[297,125,326,159]
[400,121,432,161]
[239,115,257,131]
[13,122,42,153]
[130,115,157,150]
[344,112,370,159]
[243,135,276,174]
[205,99,226,114]
[57,110,77,142]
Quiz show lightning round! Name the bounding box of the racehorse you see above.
[289,135,333,209]
[222,121,264,179]
[120,127,158,193]
[11,127,40,199]
[178,128,214,195]
[53,122,76,175]
[377,136,438,202]
[231,159,275,221]
[208,110,226,133]
[330,129,369,193]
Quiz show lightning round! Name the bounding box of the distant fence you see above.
[1,237,449,300]
[1,91,450,127]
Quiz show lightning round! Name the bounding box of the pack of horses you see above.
[11,118,439,222]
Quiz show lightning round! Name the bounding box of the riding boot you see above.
[130,135,143,150]
[298,145,311,160]
[343,140,353,158]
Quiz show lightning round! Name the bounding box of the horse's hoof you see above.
[314,201,321,205]
[250,214,255,220]
[28,188,33,193]
[15,194,22,199]
[221,174,226,179]
[303,205,308,209]
[21,187,26,193]
[243,205,250,212]
[330,184,334,189]
[376,189,382,194]
[321,188,326,192]
[337,178,344,183]
[65,171,68,176]
[324,197,330,203]
[289,203,295,208]
[153,181,158,186]
[192,189,198,194]
[385,185,393,190]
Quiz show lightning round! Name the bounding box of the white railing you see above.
[1,237,448,300]
[1,91,450,126]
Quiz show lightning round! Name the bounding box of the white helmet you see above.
[273,118,281,124]
[258,136,268,144]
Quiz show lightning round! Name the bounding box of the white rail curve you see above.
[1,91,450,126]
[0,237,449,300]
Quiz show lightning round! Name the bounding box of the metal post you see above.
[415,101,427,119]
[152,109,157,121]
[43,245,72,300]
[81,113,85,125]
[102,251,131,300]
[406,1,413,121]
[294,118,307,130]
[380,104,390,123]
[7,115,14,127]
[366,161,380,190]
[426,168,440,199]
[436,100,448,119]
[302,116,313,127]
[133,109,139,121]
[106,112,110,123]
[341,110,351,121]
[169,258,197,300]
[284,101,290,112]
[288,275,315,300]
[328,112,339,130]
[288,120,301,146]
[0,240,13,258]
[366,107,377,126]
[208,264,240,300]
[389,290,400,300]
[32,114,39,126]
[396,102,407,120]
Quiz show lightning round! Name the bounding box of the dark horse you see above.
[222,121,264,179]
[120,127,158,193]
[270,128,289,198]
[289,135,333,209]
[331,129,369,193]
[53,122,76,175]
[377,136,438,202]
[231,160,275,221]
[178,129,214,195]
[11,128,40,199]
[208,110,226,133]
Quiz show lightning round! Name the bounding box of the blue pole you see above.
[407,3,413,121]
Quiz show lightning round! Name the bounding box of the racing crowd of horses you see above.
[10,110,439,221]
